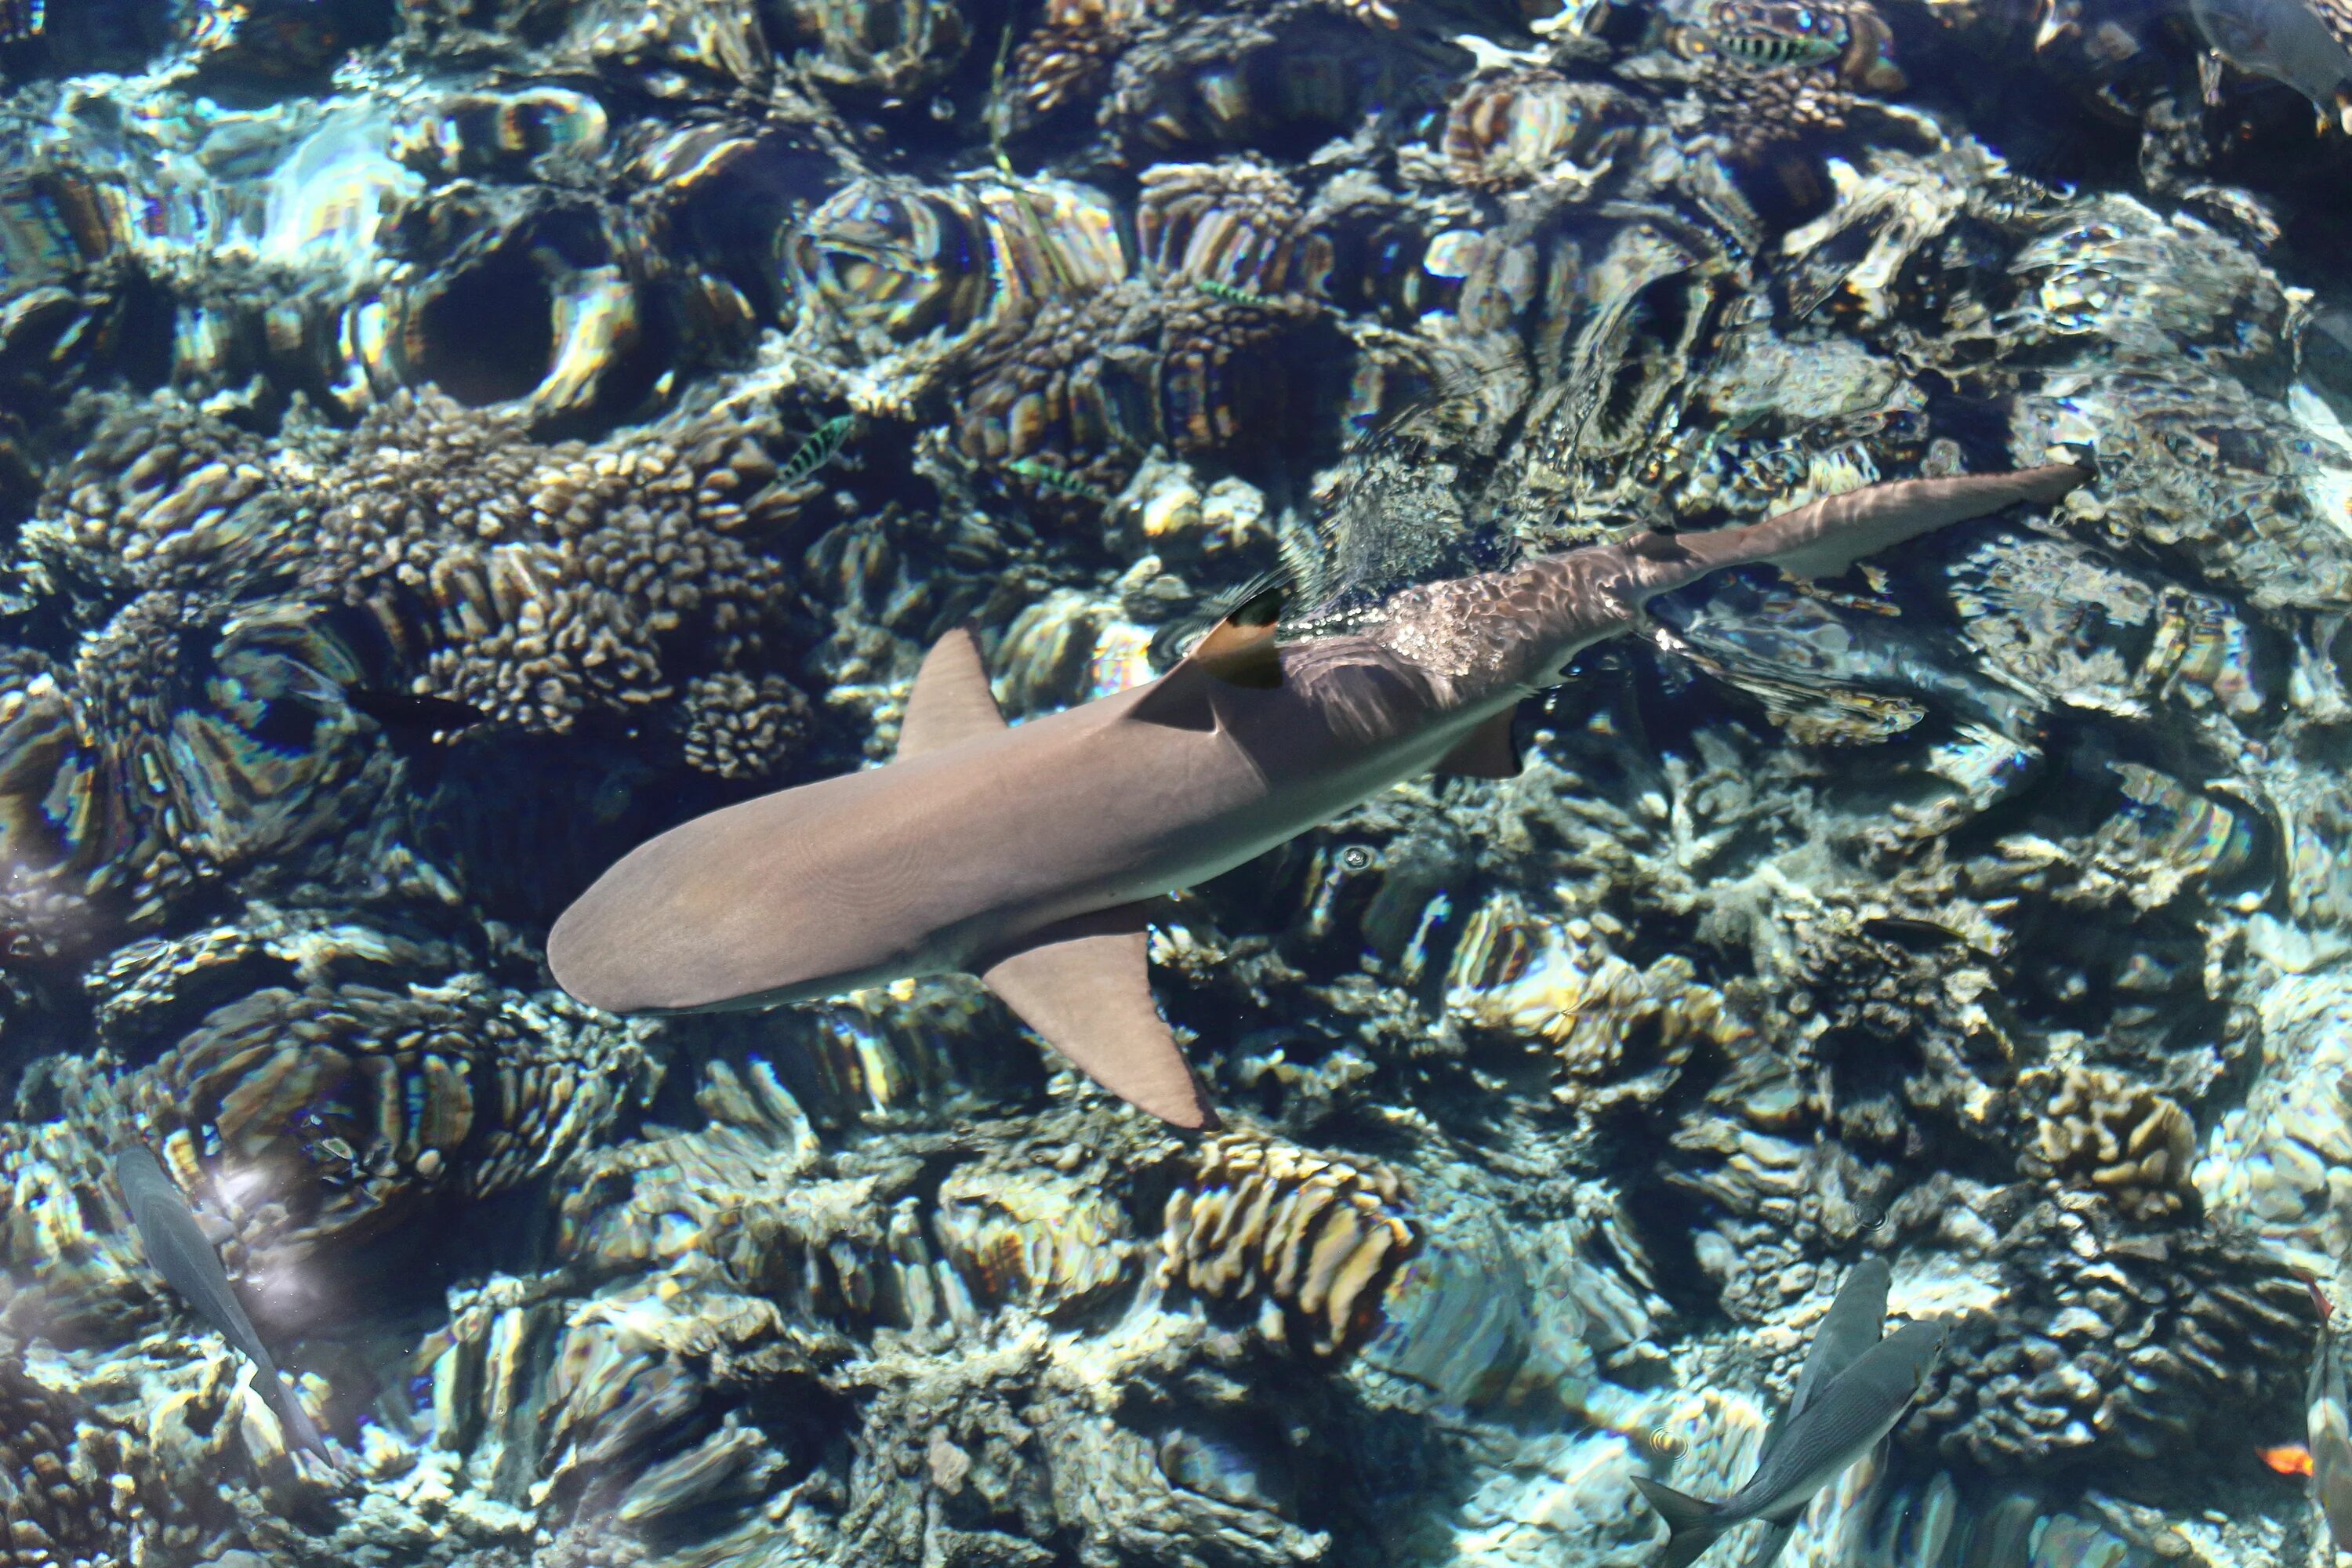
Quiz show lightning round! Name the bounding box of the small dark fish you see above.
[343,686,488,737]
[782,415,858,487]
[112,1144,328,1457]
[1861,916,1970,950]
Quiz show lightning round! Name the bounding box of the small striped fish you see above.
[782,415,857,485]
[1006,456,1111,502]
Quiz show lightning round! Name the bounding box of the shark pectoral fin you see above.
[981,905,1220,1131]
[1779,1257,1890,1442]
[1432,707,1522,779]
[899,625,1007,759]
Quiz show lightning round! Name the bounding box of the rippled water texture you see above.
[3,0,2352,1562]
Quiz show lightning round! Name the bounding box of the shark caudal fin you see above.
[981,903,1218,1130]
[1631,1478,1727,1568]
[268,1370,331,1458]
[1629,464,2092,595]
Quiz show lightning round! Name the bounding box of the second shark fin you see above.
[981,903,1220,1131]
[900,626,1007,759]
[1192,582,1285,689]
[1127,585,1285,731]
[1629,465,2092,593]
[1431,708,1521,779]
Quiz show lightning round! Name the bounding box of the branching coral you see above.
[303,389,804,731]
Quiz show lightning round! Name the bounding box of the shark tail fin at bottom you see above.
[1631,1478,1726,1568]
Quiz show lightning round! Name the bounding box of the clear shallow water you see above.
[0,0,2350,1563]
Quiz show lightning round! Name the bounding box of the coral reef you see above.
[2024,1065,2201,1222]
[130,976,656,1259]
[0,0,2350,1559]
[1159,1132,1414,1359]
[0,1348,141,1567]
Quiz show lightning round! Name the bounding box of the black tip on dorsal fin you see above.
[1127,578,1287,729]
[1192,584,1285,690]
[1229,579,1284,628]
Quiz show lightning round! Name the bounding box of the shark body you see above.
[548,464,2089,1127]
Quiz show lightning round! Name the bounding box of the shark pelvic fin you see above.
[1432,707,1522,779]
[900,626,1007,759]
[981,902,1219,1131]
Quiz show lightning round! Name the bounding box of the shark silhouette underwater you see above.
[549,463,2090,1129]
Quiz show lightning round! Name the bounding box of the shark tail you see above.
[1628,464,2092,594]
[1632,1477,1727,1568]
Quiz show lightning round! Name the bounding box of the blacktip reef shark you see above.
[1633,1258,1944,1568]
[111,1143,330,1459]
[548,463,2089,1129]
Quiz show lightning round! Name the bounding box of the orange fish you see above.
[2262,1443,2316,1478]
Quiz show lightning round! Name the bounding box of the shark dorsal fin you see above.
[1192,581,1285,689]
[1126,584,1285,731]
[899,626,1007,760]
[980,902,1218,1130]
[1432,707,1522,779]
